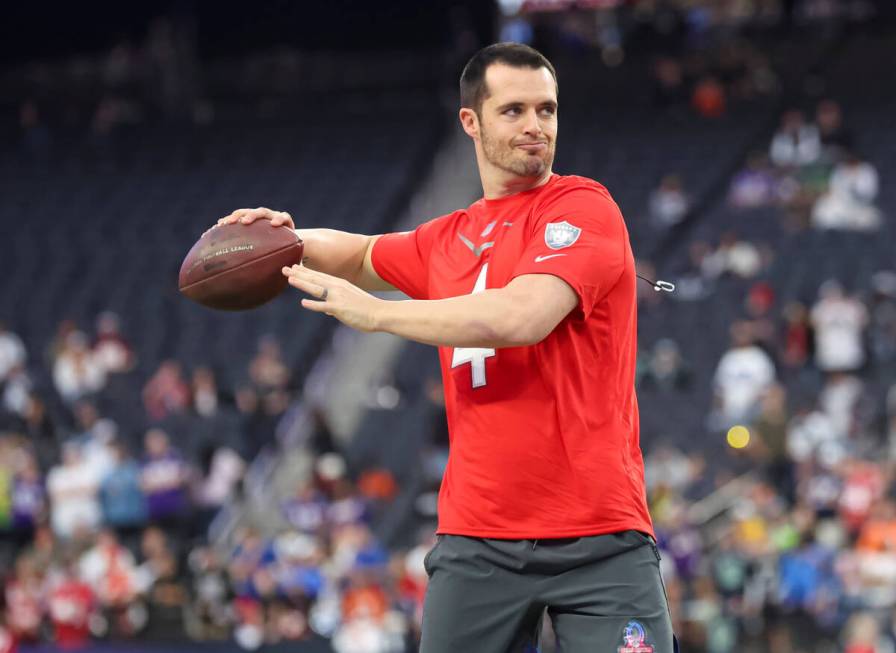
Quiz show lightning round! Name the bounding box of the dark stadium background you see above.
[2,1,896,652]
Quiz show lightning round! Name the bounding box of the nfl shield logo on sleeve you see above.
[544,221,582,249]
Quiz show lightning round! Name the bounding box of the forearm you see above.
[295,229,371,286]
[374,289,532,349]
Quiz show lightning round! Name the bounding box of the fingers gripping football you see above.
[202,207,294,239]
[218,207,295,228]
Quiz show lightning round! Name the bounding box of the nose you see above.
[522,108,543,137]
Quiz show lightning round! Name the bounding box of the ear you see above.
[459,107,479,140]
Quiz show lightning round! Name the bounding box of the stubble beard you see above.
[480,120,554,179]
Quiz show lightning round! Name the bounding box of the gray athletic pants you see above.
[420,530,678,653]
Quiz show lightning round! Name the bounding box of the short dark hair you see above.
[460,42,558,115]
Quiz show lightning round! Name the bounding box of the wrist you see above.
[295,229,313,265]
[370,297,391,333]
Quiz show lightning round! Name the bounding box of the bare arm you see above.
[283,266,579,348]
[375,274,578,347]
[215,207,394,292]
[297,229,394,291]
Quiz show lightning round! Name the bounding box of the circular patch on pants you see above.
[617,620,654,653]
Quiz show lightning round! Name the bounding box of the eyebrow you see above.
[495,100,558,112]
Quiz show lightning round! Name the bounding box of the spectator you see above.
[838,458,886,535]
[46,443,101,539]
[713,321,776,425]
[23,524,57,575]
[136,527,174,594]
[319,457,368,530]
[753,384,794,503]
[708,530,750,600]
[702,232,765,280]
[4,555,44,642]
[10,456,45,533]
[47,558,95,650]
[145,554,189,640]
[691,75,725,118]
[139,530,189,640]
[272,531,325,604]
[357,468,398,504]
[308,406,339,455]
[649,174,690,228]
[812,151,881,231]
[18,395,57,469]
[769,109,821,168]
[810,280,868,373]
[745,280,777,332]
[777,532,836,649]
[856,499,896,553]
[92,311,134,374]
[2,366,33,419]
[249,336,291,393]
[52,331,106,403]
[672,241,715,301]
[195,447,245,523]
[71,402,118,481]
[227,527,277,600]
[780,301,814,369]
[818,372,863,440]
[0,323,26,384]
[140,429,190,525]
[333,563,404,653]
[843,612,883,653]
[815,99,853,159]
[786,406,841,466]
[79,529,142,636]
[831,150,879,203]
[869,271,896,365]
[99,442,148,533]
[652,56,686,109]
[643,338,691,391]
[234,385,276,459]
[142,361,190,421]
[191,366,220,418]
[728,152,777,209]
[0,461,13,531]
[187,546,231,640]
[0,616,19,653]
[282,481,329,535]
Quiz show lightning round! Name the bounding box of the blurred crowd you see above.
[646,97,880,239]
[631,96,896,653]
[0,315,425,652]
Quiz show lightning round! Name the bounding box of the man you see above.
[216,43,676,652]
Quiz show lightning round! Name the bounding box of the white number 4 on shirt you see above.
[451,264,495,388]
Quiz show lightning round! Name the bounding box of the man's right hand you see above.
[216,207,295,230]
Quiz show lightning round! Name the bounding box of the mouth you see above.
[515,142,548,154]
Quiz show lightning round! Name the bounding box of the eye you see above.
[504,107,521,116]
[540,106,557,116]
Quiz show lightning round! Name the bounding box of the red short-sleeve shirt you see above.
[372,174,653,539]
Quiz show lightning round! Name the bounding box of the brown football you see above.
[179,221,304,311]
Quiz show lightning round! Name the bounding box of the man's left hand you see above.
[282,265,383,332]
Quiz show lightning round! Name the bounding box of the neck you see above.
[478,157,553,200]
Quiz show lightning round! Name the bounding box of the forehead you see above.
[482,63,557,106]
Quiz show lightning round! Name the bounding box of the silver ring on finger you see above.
[319,288,328,301]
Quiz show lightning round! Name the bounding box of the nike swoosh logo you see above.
[534,254,566,262]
